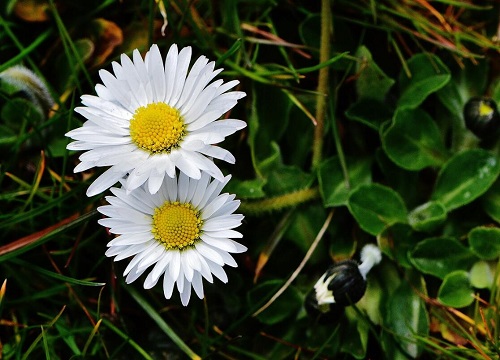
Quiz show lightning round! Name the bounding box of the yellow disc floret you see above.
[152,201,202,250]
[129,102,186,154]
[479,101,494,117]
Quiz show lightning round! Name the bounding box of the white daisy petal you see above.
[67,43,245,196]
[206,259,228,283]
[180,277,192,306]
[99,172,245,306]
[163,271,175,299]
[164,44,179,103]
[191,272,204,299]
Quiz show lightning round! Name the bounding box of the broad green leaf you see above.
[437,270,474,308]
[342,307,369,359]
[468,226,500,260]
[431,149,500,211]
[225,178,267,199]
[409,237,477,279]
[469,261,494,289]
[248,280,302,325]
[345,99,393,131]
[407,201,447,232]
[378,224,423,268]
[437,78,466,120]
[398,53,451,109]
[347,184,407,236]
[482,178,500,223]
[385,280,429,358]
[318,156,372,207]
[355,46,395,101]
[382,108,448,170]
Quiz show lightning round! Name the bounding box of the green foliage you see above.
[2,0,500,359]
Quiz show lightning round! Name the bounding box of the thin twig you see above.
[252,210,334,317]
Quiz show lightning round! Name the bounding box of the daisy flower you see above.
[98,171,246,306]
[66,43,246,196]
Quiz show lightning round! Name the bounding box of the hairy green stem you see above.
[311,0,332,168]
[239,187,320,216]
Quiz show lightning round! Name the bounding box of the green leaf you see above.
[342,307,369,359]
[382,108,448,170]
[224,178,267,199]
[437,270,474,308]
[378,224,422,268]
[2,97,43,129]
[355,46,395,101]
[385,280,429,358]
[468,226,500,260]
[469,261,494,289]
[375,149,419,207]
[127,286,200,360]
[431,149,500,211]
[345,99,393,131]
[407,201,447,232]
[248,83,292,177]
[398,53,451,109]
[318,156,372,207]
[481,178,500,223]
[409,237,477,279]
[248,280,302,325]
[265,165,314,196]
[347,184,407,236]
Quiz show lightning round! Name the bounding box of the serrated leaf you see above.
[347,184,407,236]
[382,108,448,170]
[409,237,477,279]
[431,149,500,211]
[398,53,451,109]
[437,270,474,308]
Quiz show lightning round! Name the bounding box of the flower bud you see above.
[464,97,500,141]
[306,244,382,317]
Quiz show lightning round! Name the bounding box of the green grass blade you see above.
[126,286,201,360]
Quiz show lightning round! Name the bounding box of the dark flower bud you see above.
[307,244,382,317]
[464,97,500,141]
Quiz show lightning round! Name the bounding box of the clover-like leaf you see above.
[348,184,407,236]
[468,226,500,260]
[409,237,477,279]
[437,270,474,308]
[382,108,448,170]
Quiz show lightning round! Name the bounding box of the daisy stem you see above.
[311,0,332,169]
[239,187,320,216]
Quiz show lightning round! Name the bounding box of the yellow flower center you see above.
[152,201,202,250]
[479,101,493,117]
[129,102,186,154]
